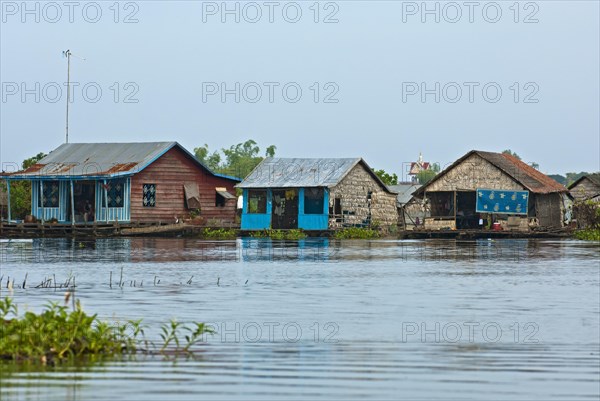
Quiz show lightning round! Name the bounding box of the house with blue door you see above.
[4,142,239,225]
[236,158,398,231]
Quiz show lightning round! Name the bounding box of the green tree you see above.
[373,169,398,186]
[194,139,277,179]
[265,145,277,158]
[2,152,47,219]
[417,169,437,185]
[502,149,521,160]
[193,144,221,171]
[548,174,567,185]
[22,152,47,169]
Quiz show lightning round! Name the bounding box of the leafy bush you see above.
[573,229,600,241]
[201,228,237,239]
[573,200,600,229]
[250,229,307,240]
[0,297,214,364]
[334,227,380,239]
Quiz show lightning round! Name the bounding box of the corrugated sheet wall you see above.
[95,179,131,223]
[31,180,69,221]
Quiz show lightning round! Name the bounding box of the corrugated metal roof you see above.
[10,142,175,178]
[6,142,241,181]
[236,157,395,193]
[414,150,568,196]
[388,183,421,206]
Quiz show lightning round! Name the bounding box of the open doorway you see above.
[456,191,479,229]
[271,189,298,229]
[70,181,95,223]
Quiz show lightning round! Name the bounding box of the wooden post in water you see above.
[103,180,109,223]
[453,191,457,229]
[70,180,75,226]
[39,181,45,224]
[6,180,11,222]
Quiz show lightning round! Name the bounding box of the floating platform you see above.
[0,222,571,239]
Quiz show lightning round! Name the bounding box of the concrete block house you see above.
[236,158,398,231]
[4,142,239,225]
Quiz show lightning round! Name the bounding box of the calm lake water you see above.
[0,238,598,400]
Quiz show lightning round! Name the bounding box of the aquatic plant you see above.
[201,228,237,239]
[573,229,600,241]
[0,297,214,364]
[334,227,381,239]
[250,229,307,240]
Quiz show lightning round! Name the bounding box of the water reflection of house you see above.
[412,150,570,231]
[236,158,398,231]
[4,142,239,225]
[388,183,428,230]
[568,174,600,202]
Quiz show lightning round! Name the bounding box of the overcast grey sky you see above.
[1,1,598,179]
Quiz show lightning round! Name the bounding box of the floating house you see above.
[568,174,600,202]
[236,158,398,231]
[4,142,239,225]
[412,150,570,231]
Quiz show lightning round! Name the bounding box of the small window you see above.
[143,184,156,207]
[304,187,324,214]
[101,179,126,208]
[38,181,60,208]
[216,192,225,207]
[215,187,235,207]
[248,190,267,214]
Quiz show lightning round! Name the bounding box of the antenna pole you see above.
[65,50,71,143]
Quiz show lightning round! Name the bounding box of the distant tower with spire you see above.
[408,152,431,182]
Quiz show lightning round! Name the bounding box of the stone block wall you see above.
[328,164,398,231]
[426,154,522,192]
[424,218,456,230]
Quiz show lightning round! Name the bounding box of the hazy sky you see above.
[1,1,598,180]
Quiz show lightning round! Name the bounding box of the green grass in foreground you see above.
[0,297,214,364]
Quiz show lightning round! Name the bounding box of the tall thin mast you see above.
[64,49,71,143]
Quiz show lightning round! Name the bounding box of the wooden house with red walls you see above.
[4,142,239,225]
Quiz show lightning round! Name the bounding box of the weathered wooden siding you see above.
[130,147,237,224]
[570,178,600,202]
[426,154,522,192]
[328,163,398,230]
[534,193,563,228]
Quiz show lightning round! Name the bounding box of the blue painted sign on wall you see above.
[475,189,529,215]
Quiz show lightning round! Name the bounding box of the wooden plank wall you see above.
[130,147,237,224]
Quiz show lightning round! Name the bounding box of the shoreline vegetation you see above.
[0,297,214,365]
[573,228,600,241]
